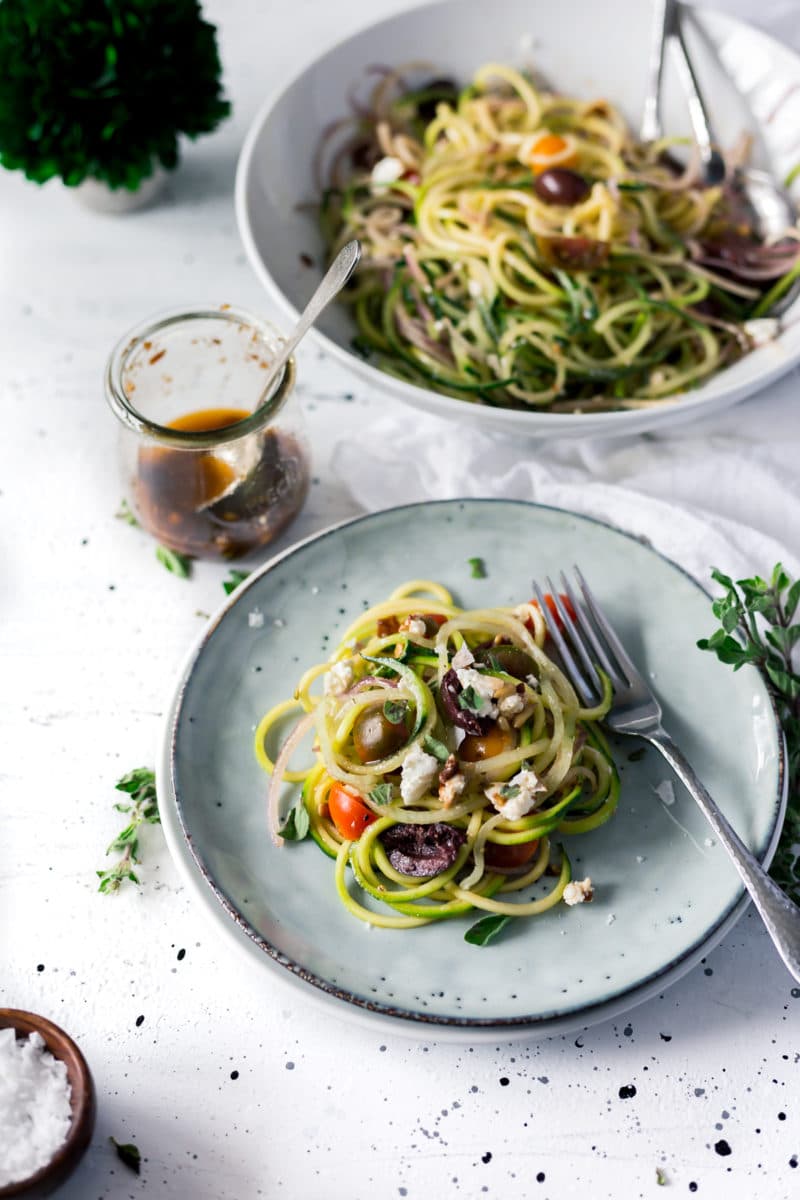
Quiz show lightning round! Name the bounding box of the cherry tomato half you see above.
[459,725,515,762]
[327,783,376,841]
[484,839,540,870]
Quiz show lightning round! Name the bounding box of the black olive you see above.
[352,706,409,763]
[475,645,535,680]
[533,168,590,206]
[439,668,488,736]
[380,822,466,876]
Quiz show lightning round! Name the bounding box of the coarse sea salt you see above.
[0,1029,72,1187]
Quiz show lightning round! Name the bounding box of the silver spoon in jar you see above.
[202,239,362,521]
[257,238,362,404]
[641,0,796,242]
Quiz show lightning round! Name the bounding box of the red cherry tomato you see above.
[327,783,376,840]
[484,839,541,870]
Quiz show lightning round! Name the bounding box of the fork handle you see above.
[648,730,800,982]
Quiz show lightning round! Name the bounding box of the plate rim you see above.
[158,498,788,1039]
[233,0,800,439]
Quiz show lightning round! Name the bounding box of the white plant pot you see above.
[73,165,168,214]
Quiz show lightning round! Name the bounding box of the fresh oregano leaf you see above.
[156,545,192,578]
[223,569,250,595]
[422,735,449,763]
[368,783,394,806]
[383,698,409,725]
[110,1138,141,1175]
[468,556,487,579]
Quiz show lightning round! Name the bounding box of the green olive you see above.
[475,645,536,680]
[353,706,410,763]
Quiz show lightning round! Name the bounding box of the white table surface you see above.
[2,1,799,1197]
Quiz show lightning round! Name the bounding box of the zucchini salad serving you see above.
[319,62,800,412]
[255,581,620,944]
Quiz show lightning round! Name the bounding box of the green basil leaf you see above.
[464,914,512,946]
[468,556,487,579]
[280,799,310,841]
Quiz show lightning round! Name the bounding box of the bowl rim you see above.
[0,1009,96,1197]
[234,0,800,436]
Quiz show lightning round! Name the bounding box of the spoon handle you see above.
[670,7,726,184]
[258,239,362,402]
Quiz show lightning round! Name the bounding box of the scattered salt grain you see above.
[704,837,716,848]
[636,855,646,864]
[311,586,320,595]
[272,618,285,628]
[0,1030,72,1187]
[606,913,617,926]
[248,609,264,629]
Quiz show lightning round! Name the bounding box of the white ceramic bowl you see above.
[235,0,800,438]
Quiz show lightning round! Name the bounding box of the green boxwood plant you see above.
[0,0,230,190]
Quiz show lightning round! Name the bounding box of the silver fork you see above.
[531,567,800,983]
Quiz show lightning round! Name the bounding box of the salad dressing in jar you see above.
[105,308,310,560]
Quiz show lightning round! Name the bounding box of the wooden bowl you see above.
[0,1010,96,1199]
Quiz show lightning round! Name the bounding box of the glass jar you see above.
[105,306,310,560]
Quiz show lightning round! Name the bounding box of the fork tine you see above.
[531,579,594,706]
[573,566,642,687]
[559,571,624,689]
[548,575,604,692]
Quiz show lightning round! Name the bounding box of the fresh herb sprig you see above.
[97,768,160,894]
[698,564,800,901]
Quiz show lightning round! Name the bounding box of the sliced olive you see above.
[533,168,590,206]
[353,705,410,763]
[475,645,535,680]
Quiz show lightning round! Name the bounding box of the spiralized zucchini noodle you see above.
[319,62,800,412]
[255,580,620,938]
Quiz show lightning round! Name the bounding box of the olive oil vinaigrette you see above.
[135,406,309,560]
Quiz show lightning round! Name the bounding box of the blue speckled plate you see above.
[158,500,786,1041]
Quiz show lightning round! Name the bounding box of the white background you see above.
[2,1,799,1197]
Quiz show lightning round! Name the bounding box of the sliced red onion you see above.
[268,711,317,847]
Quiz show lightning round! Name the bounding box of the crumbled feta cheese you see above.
[439,770,467,808]
[654,779,676,807]
[456,667,502,717]
[400,743,440,805]
[743,318,779,347]
[401,615,427,638]
[485,769,546,820]
[451,644,475,670]
[323,659,356,696]
[563,877,594,906]
[525,673,540,692]
[467,278,483,298]
[433,318,446,333]
[248,609,264,628]
[498,691,526,718]
[370,156,404,186]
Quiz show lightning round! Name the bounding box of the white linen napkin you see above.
[330,364,800,585]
